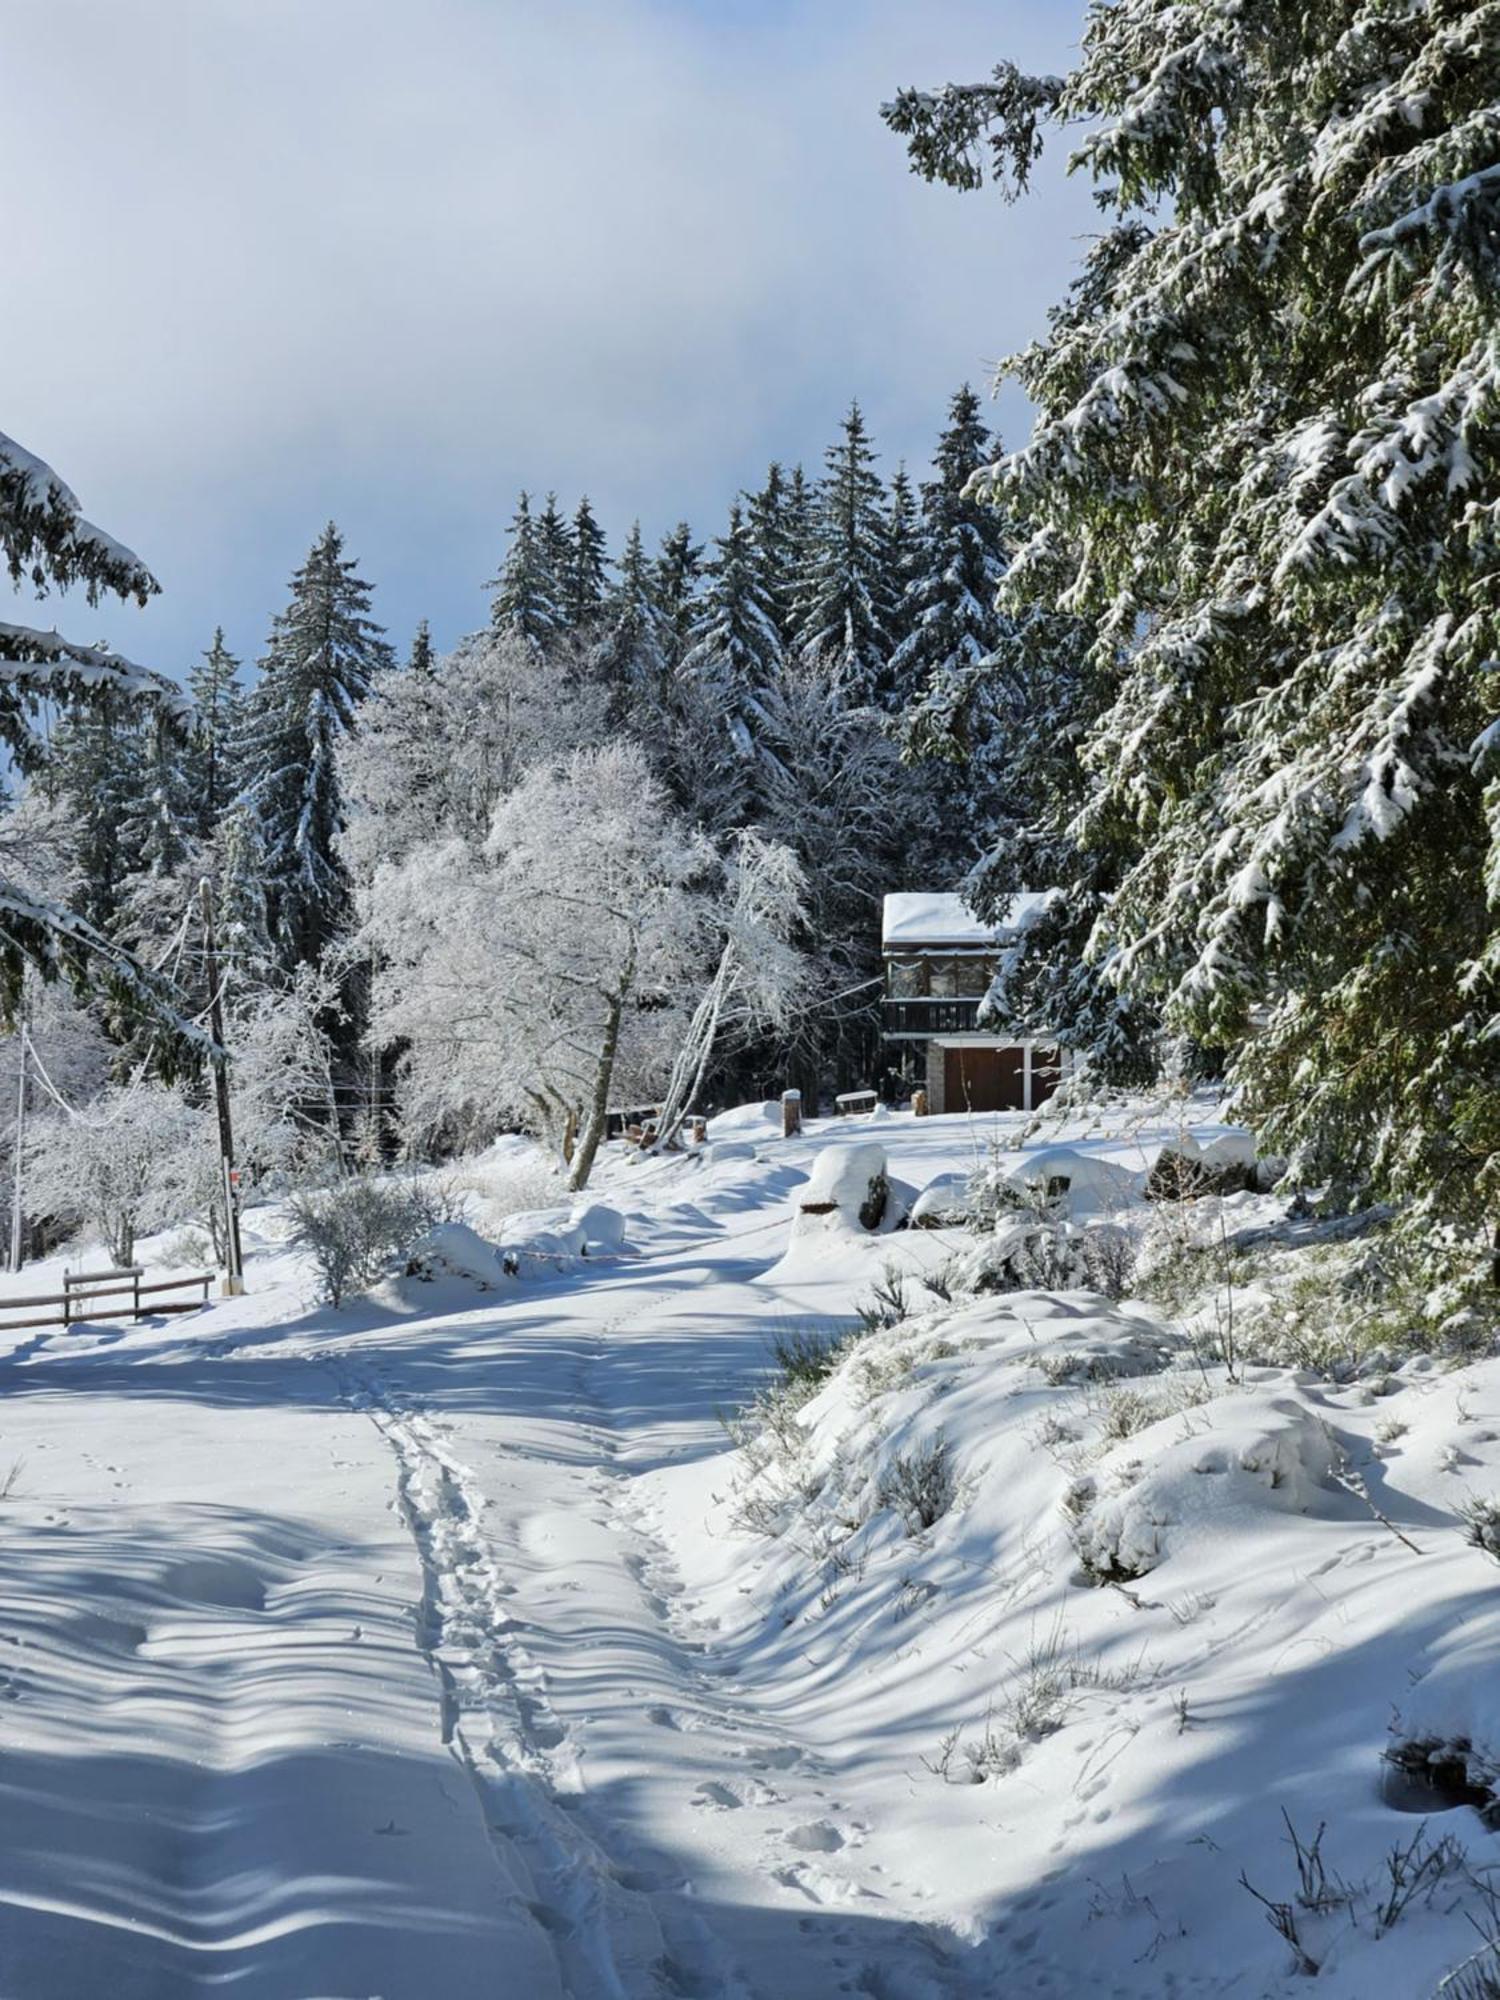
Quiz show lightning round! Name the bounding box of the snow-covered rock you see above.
[1005,1145,1140,1217]
[910,1170,974,1228]
[1073,1393,1336,1581]
[406,1220,510,1287]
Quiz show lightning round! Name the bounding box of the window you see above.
[887,958,925,998]
[928,958,958,998]
[954,957,993,997]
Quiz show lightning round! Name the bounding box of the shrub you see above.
[878,1435,955,1534]
[770,1325,850,1391]
[956,1218,1135,1299]
[287,1174,460,1306]
[856,1266,912,1334]
[1461,1495,1500,1562]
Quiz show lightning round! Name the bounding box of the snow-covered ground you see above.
[1,1101,1498,1997]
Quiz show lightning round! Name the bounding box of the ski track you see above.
[331,1261,973,2000]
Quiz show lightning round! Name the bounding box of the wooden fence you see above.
[0,1266,215,1336]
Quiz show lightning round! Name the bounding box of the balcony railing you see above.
[881,997,984,1039]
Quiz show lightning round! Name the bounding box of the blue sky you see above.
[11,0,1091,678]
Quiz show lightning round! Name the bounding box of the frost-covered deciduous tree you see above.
[886,2,1500,1245]
[650,830,808,1147]
[25,1082,197,1268]
[365,742,717,1188]
[340,628,609,878]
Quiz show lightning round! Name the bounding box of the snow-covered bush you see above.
[956,1217,1135,1300]
[287,1175,461,1306]
[878,1435,955,1534]
[24,1083,199,1267]
[1460,1496,1500,1564]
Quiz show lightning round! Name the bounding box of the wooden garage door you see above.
[944,1045,1024,1113]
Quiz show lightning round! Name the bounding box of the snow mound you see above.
[1390,1609,1500,1799]
[406,1220,511,1287]
[496,1201,627,1267]
[910,1171,974,1229]
[707,1100,783,1139]
[1005,1146,1140,1217]
[1074,1394,1335,1581]
[1022,1309,1182,1384]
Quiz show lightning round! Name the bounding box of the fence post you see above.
[781,1089,802,1139]
[133,1269,141,1321]
[61,1270,69,1330]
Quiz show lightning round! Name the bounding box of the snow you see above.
[1,1098,1498,1995]
[880,888,1055,948]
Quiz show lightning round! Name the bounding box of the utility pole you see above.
[199,878,245,1297]
[9,997,27,1273]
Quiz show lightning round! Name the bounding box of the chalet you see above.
[881,891,1072,1114]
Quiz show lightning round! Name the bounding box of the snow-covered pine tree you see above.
[214,799,275,999]
[114,710,199,956]
[652,522,703,670]
[185,627,245,838]
[488,492,566,652]
[240,522,392,972]
[794,402,896,705]
[892,386,1008,728]
[885,3,1500,1250]
[44,707,133,933]
[681,500,783,766]
[0,429,187,1006]
[592,520,670,723]
[407,619,435,677]
[536,493,575,619]
[745,462,802,652]
[883,464,921,673]
[566,497,609,630]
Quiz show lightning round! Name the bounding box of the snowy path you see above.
[0,1126,987,1998]
[5,1105,1488,1997]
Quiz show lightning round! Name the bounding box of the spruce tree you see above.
[894,385,1009,735]
[488,493,565,652]
[0,428,185,1005]
[745,463,801,651]
[408,619,435,678]
[566,496,609,629]
[46,708,133,933]
[883,464,922,673]
[682,500,784,765]
[886,3,1500,1255]
[214,800,275,999]
[794,403,895,705]
[592,521,668,719]
[185,627,245,838]
[652,522,703,669]
[241,523,392,971]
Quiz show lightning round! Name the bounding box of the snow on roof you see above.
[881,890,1055,949]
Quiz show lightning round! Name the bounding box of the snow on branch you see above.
[0,431,157,607]
[0,623,189,722]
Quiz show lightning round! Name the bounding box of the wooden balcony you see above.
[880,997,985,1040]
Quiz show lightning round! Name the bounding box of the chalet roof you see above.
[881,890,1056,950]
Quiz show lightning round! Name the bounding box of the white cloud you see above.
[8,0,1092,668]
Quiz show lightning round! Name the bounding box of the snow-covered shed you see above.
[881,891,1071,1114]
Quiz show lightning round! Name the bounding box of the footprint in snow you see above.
[693,1777,780,1810]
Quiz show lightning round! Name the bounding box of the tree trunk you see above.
[569,984,627,1193]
